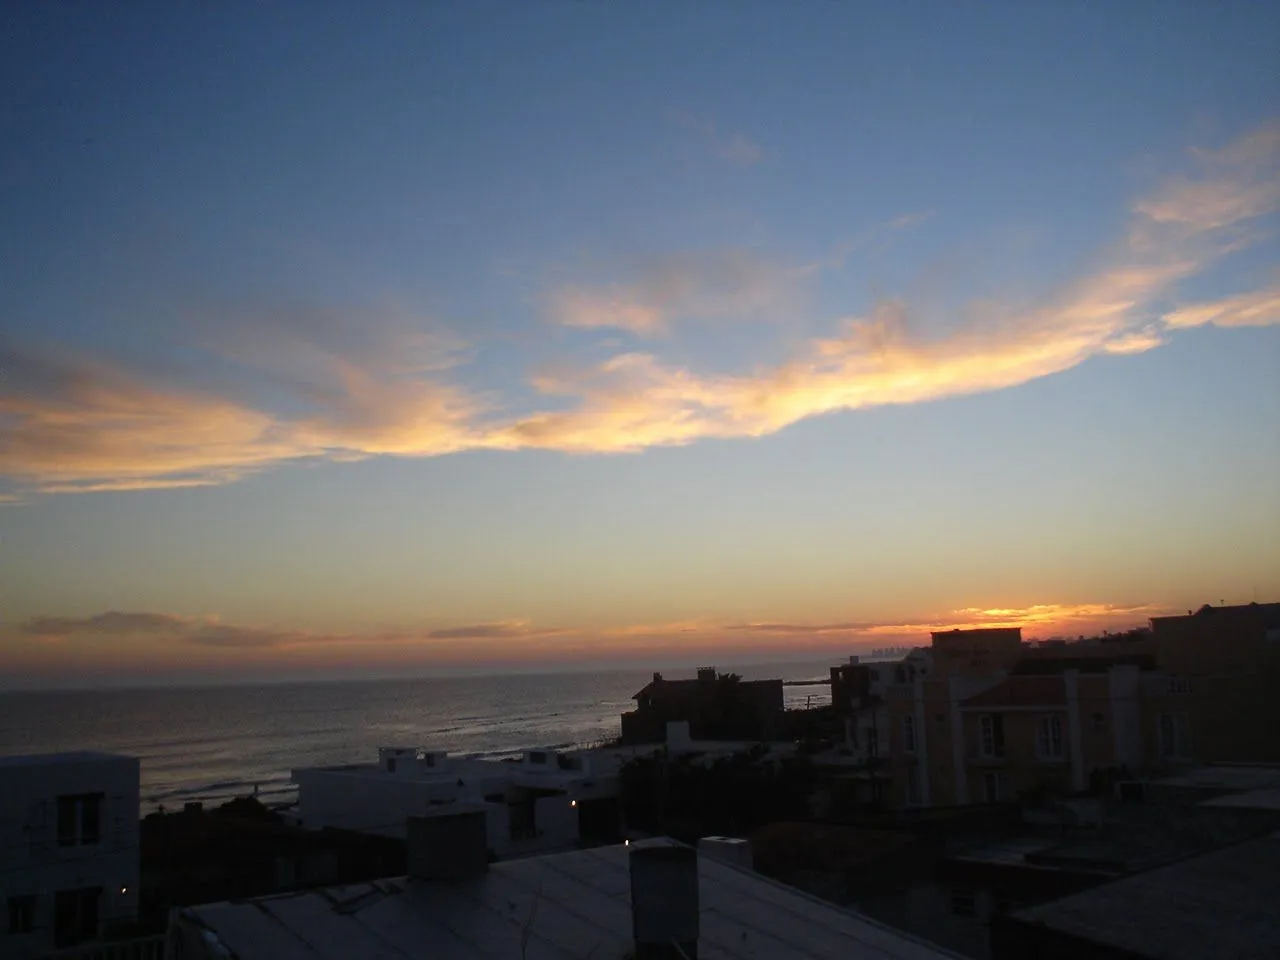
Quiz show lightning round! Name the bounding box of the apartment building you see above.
[0,752,140,959]
[874,605,1280,810]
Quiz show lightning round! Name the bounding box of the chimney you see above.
[696,666,716,683]
[652,671,663,683]
[630,838,699,959]
[697,836,752,870]
[665,720,692,751]
[849,655,860,665]
[408,807,489,881]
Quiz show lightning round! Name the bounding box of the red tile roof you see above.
[961,676,1067,709]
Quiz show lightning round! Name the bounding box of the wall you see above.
[293,767,468,838]
[293,765,585,858]
[0,755,140,960]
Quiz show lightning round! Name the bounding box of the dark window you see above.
[979,715,1006,758]
[528,751,547,765]
[7,895,35,934]
[80,795,101,845]
[950,889,976,917]
[56,794,104,846]
[54,888,100,948]
[386,758,397,773]
[57,796,77,847]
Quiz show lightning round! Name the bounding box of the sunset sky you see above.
[2,3,1278,688]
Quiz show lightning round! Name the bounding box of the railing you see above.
[38,934,166,960]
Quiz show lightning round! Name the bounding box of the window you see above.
[983,771,1003,803]
[979,715,1005,758]
[1036,716,1064,760]
[1168,677,1192,695]
[1159,713,1191,759]
[386,758,397,773]
[528,751,547,765]
[53,888,100,948]
[1092,712,1106,732]
[56,794,103,847]
[935,713,945,725]
[7,895,35,935]
[902,715,917,754]
[950,889,977,917]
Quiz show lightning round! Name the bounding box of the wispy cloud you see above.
[15,611,566,650]
[1162,287,1280,329]
[673,111,763,165]
[1,123,1277,495]
[6,602,1163,675]
[546,249,803,337]
[0,328,482,494]
[491,121,1279,453]
[887,211,933,231]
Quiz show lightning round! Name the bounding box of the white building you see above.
[292,744,651,859]
[0,751,140,959]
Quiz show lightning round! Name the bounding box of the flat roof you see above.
[179,844,961,960]
[1012,834,1280,959]
[1202,787,1280,811]
[1150,764,1280,793]
[0,750,135,768]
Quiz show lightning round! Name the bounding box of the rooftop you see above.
[0,749,135,768]
[960,676,1067,710]
[177,843,961,960]
[1011,833,1280,959]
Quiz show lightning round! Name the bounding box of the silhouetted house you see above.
[620,667,784,744]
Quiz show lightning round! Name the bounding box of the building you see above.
[0,751,140,959]
[992,832,1280,959]
[1142,602,1280,764]
[771,765,1280,959]
[929,629,1024,678]
[871,605,1280,811]
[620,667,785,744]
[292,744,644,858]
[167,814,963,960]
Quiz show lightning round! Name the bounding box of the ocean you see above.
[0,661,833,812]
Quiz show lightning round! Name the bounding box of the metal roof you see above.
[178,843,960,959]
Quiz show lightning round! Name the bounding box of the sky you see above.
[1,2,1278,688]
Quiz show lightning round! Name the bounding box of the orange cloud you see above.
[2,123,1277,497]
[1162,287,1280,330]
[0,340,481,495]
[7,601,1161,664]
[487,121,1278,453]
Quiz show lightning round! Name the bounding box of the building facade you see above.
[867,605,1280,810]
[0,752,140,959]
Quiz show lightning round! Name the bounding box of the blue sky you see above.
[1,2,1277,686]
